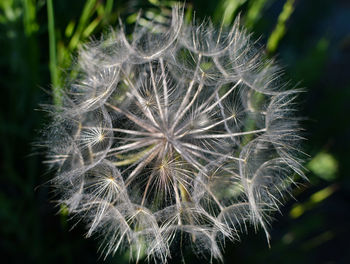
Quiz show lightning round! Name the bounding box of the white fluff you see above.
[43,6,305,263]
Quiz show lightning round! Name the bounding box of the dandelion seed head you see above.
[43,5,305,263]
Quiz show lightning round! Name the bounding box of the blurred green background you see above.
[1,0,349,263]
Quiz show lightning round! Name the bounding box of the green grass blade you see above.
[68,0,97,50]
[22,0,38,35]
[266,0,295,54]
[105,0,113,14]
[214,0,247,25]
[245,0,270,29]
[47,0,61,105]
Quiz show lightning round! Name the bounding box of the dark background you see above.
[1,0,349,263]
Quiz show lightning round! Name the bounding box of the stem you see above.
[47,0,60,105]
[105,0,113,14]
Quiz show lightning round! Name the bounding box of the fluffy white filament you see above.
[44,6,304,263]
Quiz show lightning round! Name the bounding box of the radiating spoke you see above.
[149,62,166,125]
[106,102,157,133]
[107,139,159,156]
[125,145,161,187]
[171,54,202,130]
[192,128,266,139]
[171,72,205,131]
[110,127,161,137]
[175,114,235,138]
[200,80,242,115]
[159,58,169,122]
[173,144,224,211]
[121,73,159,127]
[182,142,245,162]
